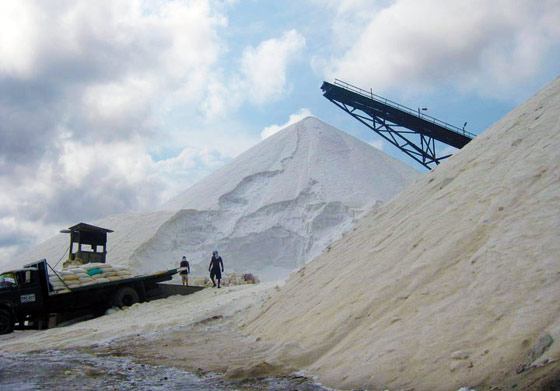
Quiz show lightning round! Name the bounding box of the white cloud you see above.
[0,0,225,138]
[203,29,306,116]
[0,0,224,81]
[321,0,560,98]
[310,0,382,51]
[201,74,244,117]
[242,29,306,105]
[0,1,40,78]
[261,108,313,139]
[83,78,157,125]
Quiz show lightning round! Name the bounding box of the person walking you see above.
[208,250,224,288]
[179,256,190,286]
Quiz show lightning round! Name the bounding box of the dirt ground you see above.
[2,281,559,390]
[84,314,297,382]
[82,313,560,391]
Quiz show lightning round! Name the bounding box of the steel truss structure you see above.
[321,80,475,170]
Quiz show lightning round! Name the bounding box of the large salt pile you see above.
[16,118,420,280]
[242,78,560,390]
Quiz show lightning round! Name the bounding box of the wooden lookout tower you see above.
[61,223,113,265]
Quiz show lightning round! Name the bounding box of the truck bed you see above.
[43,269,178,314]
[50,269,177,295]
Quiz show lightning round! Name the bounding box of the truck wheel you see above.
[113,287,139,308]
[0,309,14,334]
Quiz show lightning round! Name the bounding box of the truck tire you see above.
[0,309,14,334]
[113,287,139,308]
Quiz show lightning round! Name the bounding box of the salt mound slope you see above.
[130,117,419,277]
[243,78,560,390]
[16,118,420,279]
[162,116,418,211]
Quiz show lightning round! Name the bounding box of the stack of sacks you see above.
[80,263,132,285]
[48,263,133,291]
[48,269,92,290]
[48,273,71,292]
[227,272,260,285]
[191,272,260,287]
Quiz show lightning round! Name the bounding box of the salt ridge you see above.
[243,79,560,389]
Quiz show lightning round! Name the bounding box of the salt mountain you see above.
[243,79,560,389]
[18,117,420,279]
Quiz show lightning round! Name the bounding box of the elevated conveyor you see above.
[321,80,475,169]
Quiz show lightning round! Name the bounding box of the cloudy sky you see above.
[1,0,559,265]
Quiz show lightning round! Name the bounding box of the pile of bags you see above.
[191,272,260,287]
[49,263,133,292]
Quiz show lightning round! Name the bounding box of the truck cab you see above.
[0,264,48,334]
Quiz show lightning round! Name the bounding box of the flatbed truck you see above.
[0,259,179,334]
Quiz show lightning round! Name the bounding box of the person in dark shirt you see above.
[208,250,224,288]
[179,256,190,286]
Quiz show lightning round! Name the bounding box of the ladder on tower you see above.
[321,79,475,170]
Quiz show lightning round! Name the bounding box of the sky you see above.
[1,0,559,266]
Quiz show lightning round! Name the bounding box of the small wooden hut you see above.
[62,223,113,265]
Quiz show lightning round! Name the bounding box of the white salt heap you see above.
[16,117,420,281]
[242,78,560,390]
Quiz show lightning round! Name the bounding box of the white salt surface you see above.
[243,78,560,391]
[0,282,278,353]
[14,117,420,281]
